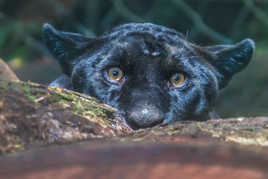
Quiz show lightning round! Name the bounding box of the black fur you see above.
[43,23,255,129]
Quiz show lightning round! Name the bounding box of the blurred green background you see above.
[0,0,268,117]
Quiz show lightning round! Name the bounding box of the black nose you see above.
[126,104,165,129]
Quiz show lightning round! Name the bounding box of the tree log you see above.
[1,59,268,178]
[0,80,132,154]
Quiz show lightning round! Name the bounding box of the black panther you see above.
[43,23,255,130]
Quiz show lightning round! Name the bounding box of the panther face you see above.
[44,23,255,129]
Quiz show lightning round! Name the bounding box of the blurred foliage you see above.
[1,0,268,61]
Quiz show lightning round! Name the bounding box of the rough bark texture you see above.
[1,60,268,179]
[0,80,132,154]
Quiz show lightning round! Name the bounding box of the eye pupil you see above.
[108,67,123,82]
[170,73,185,87]
[173,74,179,81]
[112,70,119,76]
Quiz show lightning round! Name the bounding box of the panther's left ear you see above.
[43,23,98,76]
[206,38,255,89]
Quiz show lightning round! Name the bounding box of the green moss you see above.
[50,88,75,101]
[46,95,62,104]
[71,99,106,118]
[22,84,36,101]
[48,86,112,126]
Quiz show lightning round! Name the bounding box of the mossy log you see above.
[1,79,268,155]
[0,80,132,154]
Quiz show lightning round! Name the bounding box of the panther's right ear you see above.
[43,23,98,75]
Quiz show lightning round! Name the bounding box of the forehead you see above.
[109,33,195,60]
[91,24,202,71]
[93,33,201,77]
[102,23,196,58]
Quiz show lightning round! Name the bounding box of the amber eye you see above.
[108,67,123,81]
[170,73,185,87]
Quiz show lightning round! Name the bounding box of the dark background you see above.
[0,0,268,117]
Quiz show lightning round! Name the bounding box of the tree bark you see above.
[0,80,132,154]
